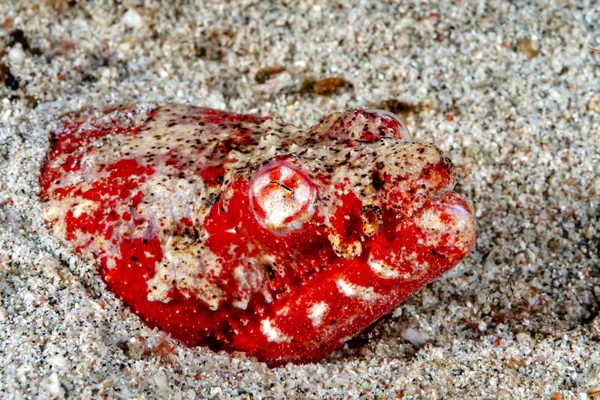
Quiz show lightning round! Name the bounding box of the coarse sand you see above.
[0,1,599,398]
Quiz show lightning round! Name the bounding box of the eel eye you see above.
[249,161,317,233]
[362,108,412,140]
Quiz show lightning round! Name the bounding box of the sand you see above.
[1,1,599,398]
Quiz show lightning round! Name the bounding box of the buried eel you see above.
[40,104,476,366]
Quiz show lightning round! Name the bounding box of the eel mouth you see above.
[326,189,476,266]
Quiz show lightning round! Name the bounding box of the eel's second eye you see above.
[249,160,317,234]
[362,108,412,140]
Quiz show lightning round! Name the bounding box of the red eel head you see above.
[225,109,475,364]
[40,104,475,366]
[242,108,474,269]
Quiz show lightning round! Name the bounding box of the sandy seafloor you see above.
[0,0,599,398]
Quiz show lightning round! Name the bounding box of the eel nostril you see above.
[249,160,317,233]
[360,204,383,237]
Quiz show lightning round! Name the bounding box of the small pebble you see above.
[47,355,69,369]
[587,385,600,397]
[122,9,142,30]
[516,332,532,344]
[255,66,285,84]
[8,45,25,65]
[402,328,430,347]
[312,77,352,95]
[519,38,541,58]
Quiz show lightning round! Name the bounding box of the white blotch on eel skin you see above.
[260,318,292,343]
[368,257,399,279]
[308,302,329,327]
[336,279,380,302]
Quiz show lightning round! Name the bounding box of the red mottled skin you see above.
[40,104,476,366]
